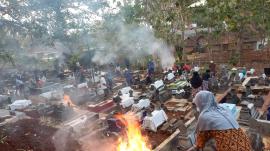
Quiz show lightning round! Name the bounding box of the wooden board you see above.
[215,88,231,103]
[242,76,258,87]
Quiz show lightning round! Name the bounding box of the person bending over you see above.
[188,91,252,151]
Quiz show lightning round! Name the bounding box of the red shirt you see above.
[183,64,191,71]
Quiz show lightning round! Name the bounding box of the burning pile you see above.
[116,113,152,151]
[63,94,76,107]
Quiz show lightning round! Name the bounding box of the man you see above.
[100,73,108,98]
[105,71,113,93]
[124,68,133,86]
[15,77,24,96]
[115,63,121,77]
[147,59,155,76]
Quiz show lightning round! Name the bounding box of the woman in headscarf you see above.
[188,91,252,151]
[190,72,203,96]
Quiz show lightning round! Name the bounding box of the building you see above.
[184,32,270,72]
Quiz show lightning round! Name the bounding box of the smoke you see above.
[28,41,71,64]
[91,19,175,69]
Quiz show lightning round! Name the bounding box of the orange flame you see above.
[63,94,76,107]
[116,113,152,151]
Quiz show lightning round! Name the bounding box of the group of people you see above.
[190,62,216,97]
[98,58,266,150]
[185,62,254,151]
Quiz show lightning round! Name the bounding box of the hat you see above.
[194,66,200,72]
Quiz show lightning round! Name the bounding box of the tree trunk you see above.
[179,6,186,63]
[207,27,212,61]
[236,31,243,66]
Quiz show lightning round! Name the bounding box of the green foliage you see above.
[1,0,270,67]
[66,53,80,71]
[229,52,240,66]
[0,51,15,66]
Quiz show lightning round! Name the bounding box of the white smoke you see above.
[91,20,175,69]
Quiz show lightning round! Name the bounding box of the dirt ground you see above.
[0,119,57,151]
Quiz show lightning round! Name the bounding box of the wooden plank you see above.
[242,76,258,87]
[161,118,178,131]
[216,88,231,103]
[185,117,195,127]
[160,122,170,131]
[169,118,177,124]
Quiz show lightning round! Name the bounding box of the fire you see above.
[116,113,151,151]
[63,94,76,107]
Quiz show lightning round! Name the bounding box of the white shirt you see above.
[100,77,107,89]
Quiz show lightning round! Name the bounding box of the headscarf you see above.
[262,73,267,79]
[242,68,247,76]
[250,68,255,75]
[190,72,202,89]
[193,91,239,131]
[239,72,244,80]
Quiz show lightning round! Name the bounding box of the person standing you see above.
[147,59,155,76]
[209,61,216,76]
[188,91,252,151]
[190,72,203,96]
[100,73,108,98]
[242,67,247,78]
[124,68,133,86]
[106,71,113,93]
[115,63,121,77]
[202,70,210,90]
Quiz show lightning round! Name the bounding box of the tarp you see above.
[132,99,150,111]
[77,83,88,89]
[9,100,32,111]
[167,73,175,81]
[63,85,74,89]
[151,80,164,90]
[120,87,132,95]
[120,95,134,108]
[40,90,63,100]
[142,110,168,132]
[220,103,237,118]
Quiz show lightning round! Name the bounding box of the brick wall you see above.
[186,49,270,73]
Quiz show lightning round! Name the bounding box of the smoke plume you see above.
[91,19,175,68]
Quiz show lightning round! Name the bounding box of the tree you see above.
[0,0,110,67]
[127,0,200,62]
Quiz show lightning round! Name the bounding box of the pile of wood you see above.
[164,99,192,115]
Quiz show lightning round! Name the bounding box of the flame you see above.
[63,94,76,107]
[116,113,152,151]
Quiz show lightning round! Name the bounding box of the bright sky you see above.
[108,0,123,8]
[189,0,206,7]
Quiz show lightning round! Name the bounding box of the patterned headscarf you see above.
[193,91,239,131]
